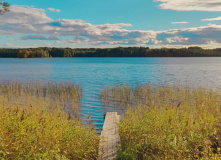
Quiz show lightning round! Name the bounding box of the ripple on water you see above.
[1,57,221,129]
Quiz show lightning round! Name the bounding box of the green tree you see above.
[0,0,10,14]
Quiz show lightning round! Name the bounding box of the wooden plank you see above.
[99,112,120,160]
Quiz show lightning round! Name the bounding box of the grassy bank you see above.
[0,81,99,159]
[100,84,221,159]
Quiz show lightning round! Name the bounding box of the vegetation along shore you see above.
[0,81,99,159]
[1,81,221,159]
[0,47,221,58]
[100,84,221,159]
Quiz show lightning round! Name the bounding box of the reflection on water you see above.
[1,57,221,129]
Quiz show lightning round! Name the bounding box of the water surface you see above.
[1,57,221,129]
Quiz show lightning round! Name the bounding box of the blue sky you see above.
[0,0,221,48]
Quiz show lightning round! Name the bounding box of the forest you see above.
[0,47,221,58]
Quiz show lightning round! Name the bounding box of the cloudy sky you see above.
[0,0,221,48]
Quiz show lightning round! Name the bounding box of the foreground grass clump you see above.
[100,84,221,159]
[0,81,99,160]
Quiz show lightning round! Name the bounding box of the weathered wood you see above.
[99,112,120,160]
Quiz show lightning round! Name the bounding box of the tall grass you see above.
[100,84,221,159]
[0,81,99,159]
[100,83,134,114]
[0,81,82,117]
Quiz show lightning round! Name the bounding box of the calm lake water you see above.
[1,57,221,129]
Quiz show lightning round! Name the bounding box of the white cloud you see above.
[47,8,61,13]
[202,16,221,21]
[7,37,13,41]
[171,21,189,24]
[21,35,59,41]
[154,0,221,11]
[2,43,23,48]
[165,36,189,43]
[1,5,52,24]
[1,5,221,48]
[66,37,88,44]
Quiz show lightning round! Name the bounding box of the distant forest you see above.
[0,47,221,58]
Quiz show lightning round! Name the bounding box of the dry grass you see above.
[100,84,221,159]
[0,81,99,160]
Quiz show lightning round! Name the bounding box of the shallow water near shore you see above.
[1,57,221,129]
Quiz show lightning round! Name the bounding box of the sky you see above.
[0,0,221,48]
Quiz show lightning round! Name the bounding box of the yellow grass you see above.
[100,84,221,159]
[0,81,99,160]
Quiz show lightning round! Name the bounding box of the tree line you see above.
[1,47,221,58]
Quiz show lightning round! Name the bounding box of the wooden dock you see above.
[99,112,120,160]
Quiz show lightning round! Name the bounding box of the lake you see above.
[1,57,221,129]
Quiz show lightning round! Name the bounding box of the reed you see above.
[0,81,99,160]
[100,84,221,159]
[0,81,82,117]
